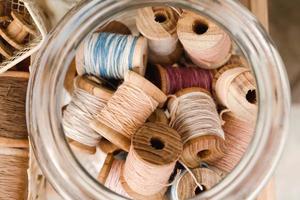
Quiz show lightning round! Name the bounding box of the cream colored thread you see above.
[95,83,158,138]
[169,91,224,144]
[105,160,130,198]
[124,145,176,196]
[215,67,250,107]
[63,88,107,146]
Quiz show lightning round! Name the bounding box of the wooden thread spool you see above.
[148,64,213,95]
[0,147,28,200]
[168,87,226,168]
[147,109,169,125]
[63,75,113,148]
[177,11,231,69]
[171,168,222,200]
[91,71,167,152]
[68,139,96,155]
[136,7,183,65]
[214,66,257,120]
[0,11,37,50]
[0,71,29,149]
[98,156,130,198]
[120,122,182,199]
[96,20,131,35]
[210,112,254,173]
[76,33,148,79]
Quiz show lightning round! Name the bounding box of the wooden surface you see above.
[241,1,275,199]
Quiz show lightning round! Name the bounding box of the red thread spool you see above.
[148,64,213,95]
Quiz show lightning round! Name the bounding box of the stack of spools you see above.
[63,6,257,200]
[0,71,29,199]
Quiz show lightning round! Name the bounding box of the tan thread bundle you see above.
[0,73,28,139]
[63,87,109,147]
[210,111,254,173]
[95,83,157,138]
[214,67,257,120]
[91,71,166,152]
[0,147,29,200]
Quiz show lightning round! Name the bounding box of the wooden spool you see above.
[96,20,131,35]
[90,71,167,152]
[0,147,28,200]
[68,139,96,155]
[0,11,37,50]
[74,75,114,100]
[76,34,148,78]
[168,87,226,168]
[177,11,231,69]
[210,112,254,173]
[171,168,222,200]
[214,66,257,121]
[99,138,120,155]
[147,109,169,125]
[64,75,114,151]
[120,122,182,200]
[136,7,183,65]
[0,71,29,149]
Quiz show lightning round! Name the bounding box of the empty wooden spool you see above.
[120,122,182,200]
[91,71,167,152]
[0,71,29,149]
[136,7,183,65]
[168,87,226,168]
[214,66,257,121]
[210,112,254,173]
[171,168,222,200]
[177,11,231,69]
[0,11,37,50]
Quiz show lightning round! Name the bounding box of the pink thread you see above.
[105,159,130,198]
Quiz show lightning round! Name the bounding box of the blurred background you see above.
[36,0,300,199]
[269,0,300,199]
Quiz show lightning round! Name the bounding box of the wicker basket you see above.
[0,0,49,73]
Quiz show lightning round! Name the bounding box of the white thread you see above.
[63,88,108,146]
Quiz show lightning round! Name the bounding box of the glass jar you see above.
[27,0,290,199]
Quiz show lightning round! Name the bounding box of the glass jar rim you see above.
[27,0,290,199]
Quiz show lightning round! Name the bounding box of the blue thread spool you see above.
[76,32,148,79]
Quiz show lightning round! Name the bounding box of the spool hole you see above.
[150,137,165,150]
[154,13,167,23]
[246,89,256,104]
[194,185,206,195]
[193,20,208,35]
[197,150,211,159]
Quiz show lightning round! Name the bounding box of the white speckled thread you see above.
[63,88,108,146]
[169,91,225,144]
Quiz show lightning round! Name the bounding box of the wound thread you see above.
[0,72,28,139]
[80,32,147,79]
